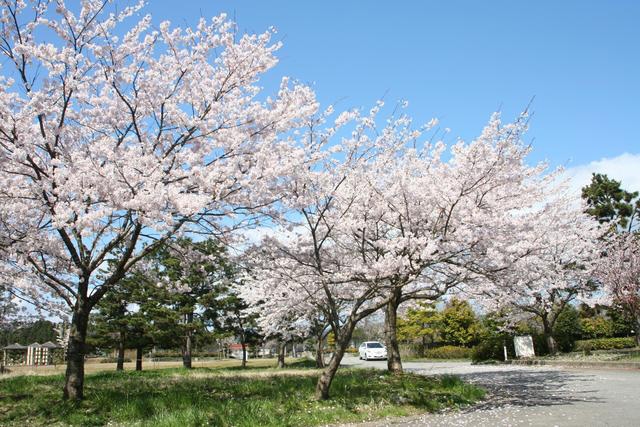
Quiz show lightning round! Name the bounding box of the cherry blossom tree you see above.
[595,233,640,346]
[0,0,318,400]
[350,112,547,372]
[242,104,418,398]
[243,104,574,398]
[327,110,585,372]
[475,195,602,354]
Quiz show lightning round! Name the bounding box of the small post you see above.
[503,341,508,362]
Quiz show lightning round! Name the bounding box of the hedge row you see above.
[471,337,516,362]
[574,337,636,351]
[423,345,472,359]
[99,357,132,363]
[151,350,222,358]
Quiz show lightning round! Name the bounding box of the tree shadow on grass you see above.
[0,366,481,426]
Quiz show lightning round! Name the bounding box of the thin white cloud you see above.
[563,152,640,196]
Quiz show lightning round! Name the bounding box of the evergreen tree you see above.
[553,305,582,352]
[582,173,639,232]
[151,238,239,368]
[397,303,440,355]
[88,272,179,371]
[201,288,261,368]
[439,299,481,347]
[0,319,59,347]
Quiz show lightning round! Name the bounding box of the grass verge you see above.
[0,360,484,426]
[538,348,640,362]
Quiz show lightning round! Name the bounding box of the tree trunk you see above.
[116,330,125,371]
[63,302,90,400]
[241,341,247,368]
[182,312,193,369]
[542,319,558,355]
[277,340,286,368]
[384,293,403,374]
[315,334,325,368]
[135,346,143,371]
[315,330,353,400]
[635,316,640,347]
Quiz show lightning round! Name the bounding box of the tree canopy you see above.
[582,173,639,232]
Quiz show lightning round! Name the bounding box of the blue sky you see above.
[142,0,640,189]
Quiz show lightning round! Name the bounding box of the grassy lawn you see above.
[0,360,485,426]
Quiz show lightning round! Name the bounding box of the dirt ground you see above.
[1,357,283,377]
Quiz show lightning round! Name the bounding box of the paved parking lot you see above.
[340,356,640,426]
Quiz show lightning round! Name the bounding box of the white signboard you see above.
[514,335,535,358]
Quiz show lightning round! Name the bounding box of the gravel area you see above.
[339,356,640,426]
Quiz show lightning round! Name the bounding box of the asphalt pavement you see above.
[339,356,640,427]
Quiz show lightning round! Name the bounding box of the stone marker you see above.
[514,335,535,358]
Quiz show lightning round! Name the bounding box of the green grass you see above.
[0,361,484,427]
[618,351,640,361]
[538,348,640,362]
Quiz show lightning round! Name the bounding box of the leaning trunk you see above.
[63,302,90,400]
[315,328,354,400]
[182,313,193,369]
[635,315,640,347]
[116,331,125,371]
[315,335,325,368]
[277,340,286,368]
[135,346,143,371]
[384,292,403,374]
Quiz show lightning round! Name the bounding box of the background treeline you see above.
[0,319,59,347]
[395,299,637,361]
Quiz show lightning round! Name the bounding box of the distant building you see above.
[2,341,64,366]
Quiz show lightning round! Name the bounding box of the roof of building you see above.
[41,341,63,349]
[2,341,63,350]
[2,343,27,350]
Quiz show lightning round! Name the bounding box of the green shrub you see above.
[472,341,499,362]
[424,345,472,359]
[574,337,636,351]
[472,337,515,362]
[554,305,582,352]
[580,317,615,339]
[531,334,549,356]
[100,357,132,363]
[151,350,221,359]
